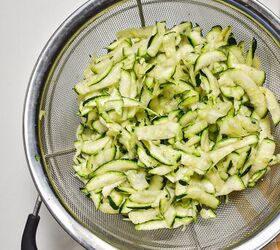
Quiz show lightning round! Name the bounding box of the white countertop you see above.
[0,1,279,250]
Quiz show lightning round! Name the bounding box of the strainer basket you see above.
[23,0,280,249]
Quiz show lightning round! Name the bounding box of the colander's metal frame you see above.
[23,0,280,249]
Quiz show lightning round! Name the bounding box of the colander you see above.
[22,0,280,249]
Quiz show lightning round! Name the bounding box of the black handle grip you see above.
[21,214,40,250]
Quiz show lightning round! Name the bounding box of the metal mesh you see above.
[39,0,280,249]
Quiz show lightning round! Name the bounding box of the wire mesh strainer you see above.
[23,0,280,249]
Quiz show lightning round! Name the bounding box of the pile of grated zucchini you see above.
[73,22,280,230]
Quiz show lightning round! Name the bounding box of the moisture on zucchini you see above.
[73,21,280,231]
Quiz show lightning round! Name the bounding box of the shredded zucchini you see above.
[73,21,280,230]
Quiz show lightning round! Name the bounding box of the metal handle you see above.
[21,196,42,250]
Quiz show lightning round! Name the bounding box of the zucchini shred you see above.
[73,21,280,230]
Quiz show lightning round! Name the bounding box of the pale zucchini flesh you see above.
[73,21,279,231]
